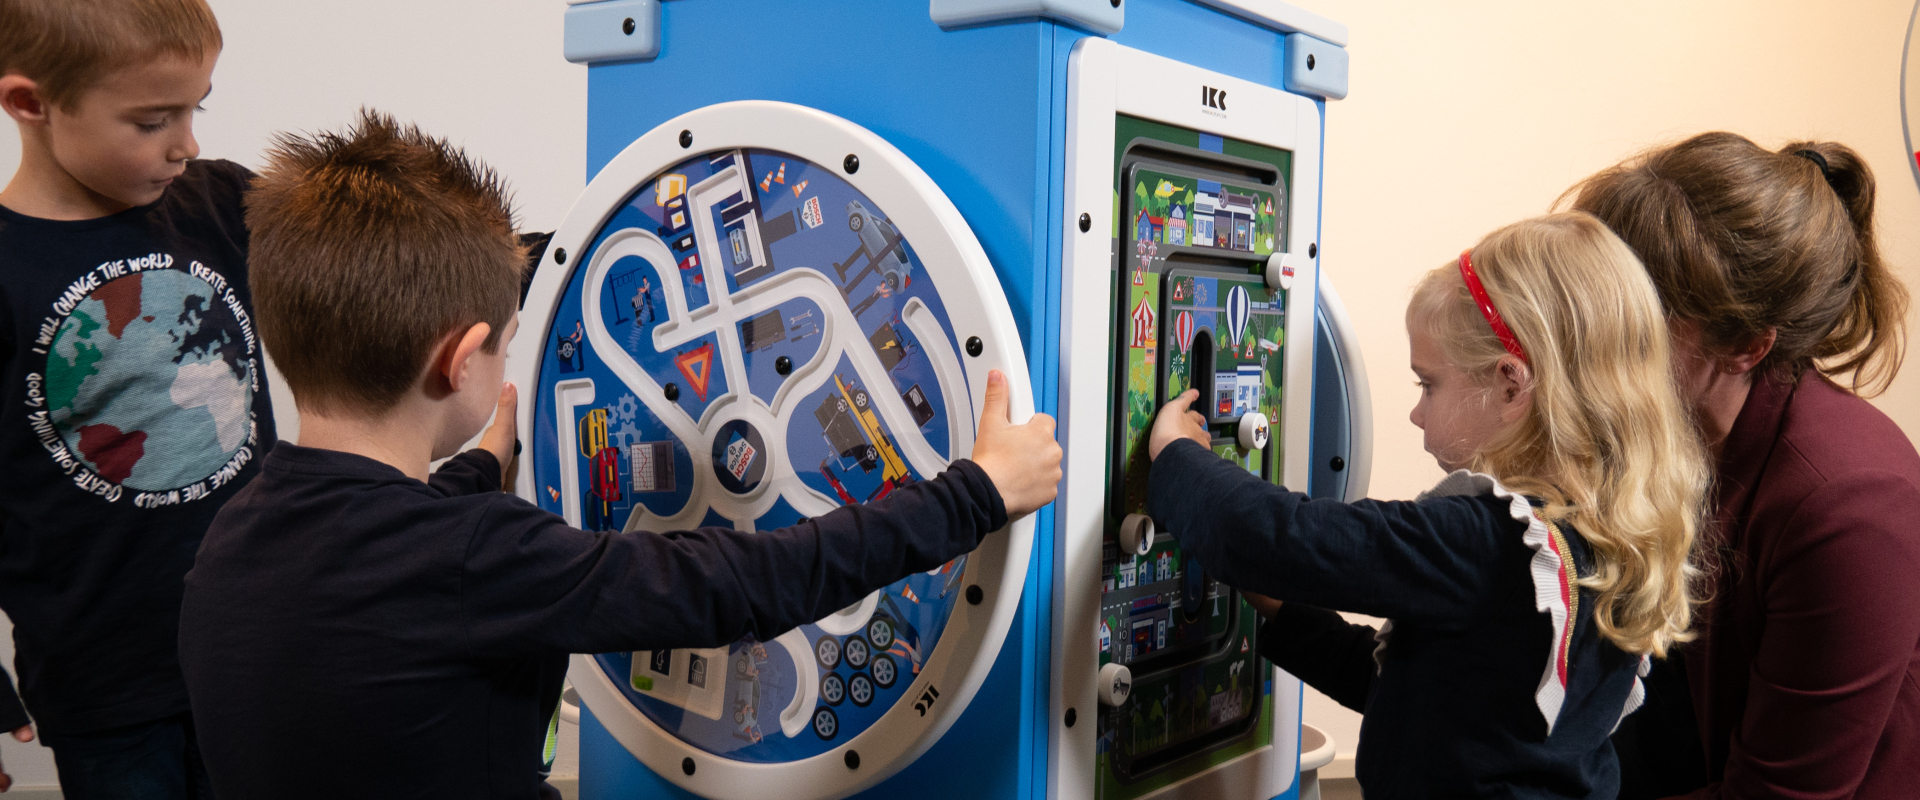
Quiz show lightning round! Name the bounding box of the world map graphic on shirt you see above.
[42,266,256,493]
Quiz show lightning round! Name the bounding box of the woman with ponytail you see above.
[1570,132,1919,800]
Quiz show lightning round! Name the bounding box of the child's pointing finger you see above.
[1149,389,1210,461]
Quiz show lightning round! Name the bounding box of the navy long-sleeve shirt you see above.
[1148,439,1643,799]
[178,442,1006,800]
[0,160,275,736]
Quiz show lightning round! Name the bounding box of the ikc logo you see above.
[1201,85,1228,112]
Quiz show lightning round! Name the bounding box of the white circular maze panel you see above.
[510,102,1033,798]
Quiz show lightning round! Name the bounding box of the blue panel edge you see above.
[930,0,1123,36]
[1308,312,1351,501]
[1281,32,1347,100]
[565,0,662,65]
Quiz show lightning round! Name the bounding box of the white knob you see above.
[1238,412,1270,450]
[1118,513,1155,557]
[1098,663,1133,707]
[1265,252,1299,291]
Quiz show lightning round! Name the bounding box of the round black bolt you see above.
[622,17,636,35]
[554,247,568,265]
[965,336,983,357]
[664,383,680,401]
[1330,456,1346,472]
[844,750,861,770]
[1078,213,1091,233]
[843,154,860,174]
[681,757,695,776]
[1111,0,1121,7]
[966,584,983,605]
[1306,53,1316,70]
[1308,243,1317,258]
[678,130,693,149]
[1065,708,1078,728]
[775,355,792,375]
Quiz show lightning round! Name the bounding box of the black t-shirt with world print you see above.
[0,159,276,736]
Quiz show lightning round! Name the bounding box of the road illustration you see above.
[532,148,979,764]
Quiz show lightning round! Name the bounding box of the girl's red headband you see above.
[1458,250,1529,363]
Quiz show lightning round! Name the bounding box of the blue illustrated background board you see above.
[532,148,977,762]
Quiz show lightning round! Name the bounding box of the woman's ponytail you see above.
[1783,141,1908,394]
[1566,133,1909,396]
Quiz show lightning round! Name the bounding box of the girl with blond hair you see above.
[1145,212,1710,798]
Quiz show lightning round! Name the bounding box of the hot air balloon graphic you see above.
[1173,311,1195,353]
[1225,286,1251,347]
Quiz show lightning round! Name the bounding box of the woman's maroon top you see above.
[1679,372,1920,798]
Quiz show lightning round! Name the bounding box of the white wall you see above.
[0,0,588,790]
[4,0,1918,790]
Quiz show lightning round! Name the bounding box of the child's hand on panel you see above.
[1242,591,1283,620]
[970,370,1063,520]
[478,383,519,487]
[1149,389,1211,461]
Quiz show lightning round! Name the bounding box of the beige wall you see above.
[1298,0,1920,770]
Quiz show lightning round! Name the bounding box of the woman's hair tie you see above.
[1793,149,1840,194]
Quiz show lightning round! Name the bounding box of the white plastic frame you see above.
[1052,39,1324,800]
[506,101,1037,800]
[1316,275,1372,502]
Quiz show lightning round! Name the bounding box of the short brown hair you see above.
[247,110,526,416]
[0,0,222,110]
[1565,132,1909,395]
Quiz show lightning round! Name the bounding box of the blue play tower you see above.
[509,2,1370,798]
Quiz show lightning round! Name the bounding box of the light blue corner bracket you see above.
[929,0,1123,35]
[564,0,662,65]
[1282,32,1346,100]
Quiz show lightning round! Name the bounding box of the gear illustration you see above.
[614,393,640,429]
[607,393,642,449]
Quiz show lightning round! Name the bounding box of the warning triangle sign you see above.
[675,342,715,402]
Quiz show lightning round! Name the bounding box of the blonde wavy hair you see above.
[1408,212,1710,657]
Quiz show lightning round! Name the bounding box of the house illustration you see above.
[1192,191,1218,247]
[1219,191,1257,251]
[1134,208,1164,242]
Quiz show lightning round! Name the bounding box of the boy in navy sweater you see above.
[0,1,269,795]
[175,111,1063,799]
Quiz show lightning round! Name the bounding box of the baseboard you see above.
[1320,755,1355,779]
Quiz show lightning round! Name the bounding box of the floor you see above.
[1321,777,1364,799]
[7,777,1352,799]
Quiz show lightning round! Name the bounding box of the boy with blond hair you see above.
[176,111,1063,799]
[0,0,271,795]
